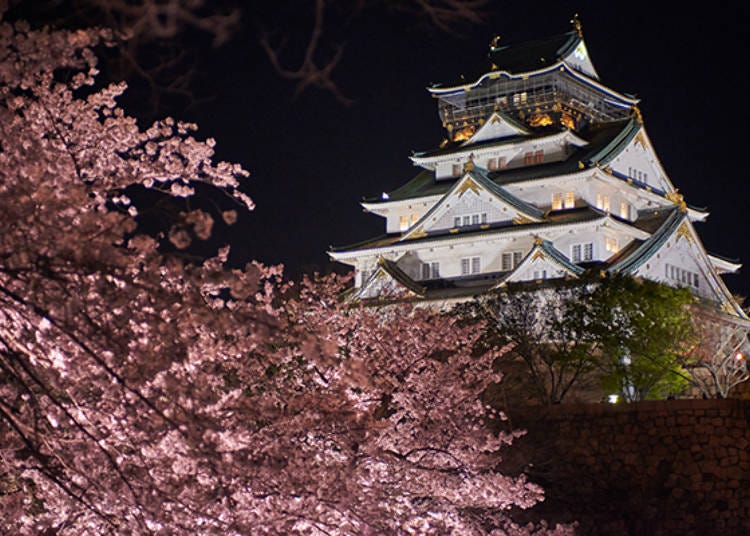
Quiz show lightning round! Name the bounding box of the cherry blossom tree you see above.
[0,14,571,535]
[684,314,750,399]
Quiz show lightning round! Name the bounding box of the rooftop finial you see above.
[571,13,583,37]
[490,35,501,50]
[464,155,475,172]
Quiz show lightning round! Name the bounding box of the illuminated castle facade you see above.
[329,20,745,319]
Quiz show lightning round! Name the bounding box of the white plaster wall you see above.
[385,199,436,233]
[427,189,510,231]
[634,237,710,299]
[609,135,670,192]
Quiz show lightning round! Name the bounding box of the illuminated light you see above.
[453,126,475,141]
[608,394,619,404]
[381,192,390,200]
[735,352,744,361]
[561,113,576,130]
[528,113,553,127]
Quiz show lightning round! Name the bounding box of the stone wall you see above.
[501,399,750,535]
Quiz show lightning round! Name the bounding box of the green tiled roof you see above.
[609,207,684,274]
[537,239,585,275]
[470,167,545,220]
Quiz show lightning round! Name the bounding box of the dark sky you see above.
[18,2,750,301]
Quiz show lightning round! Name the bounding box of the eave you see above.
[492,238,584,288]
[709,254,742,274]
[400,167,544,241]
[410,129,589,169]
[427,62,639,107]
[329,208,641,262]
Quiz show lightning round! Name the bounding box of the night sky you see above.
[17,3,750,301]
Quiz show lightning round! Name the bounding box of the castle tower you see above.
[329,20,745,319]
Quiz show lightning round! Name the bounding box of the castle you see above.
[329,18,745,320]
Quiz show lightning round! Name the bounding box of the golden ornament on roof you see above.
[453,125,475,141]
[529,113,553,127]
[560,113,576,130]
[665,190,684,204]
[571,14,583,37]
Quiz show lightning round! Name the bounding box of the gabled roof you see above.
[355,257,426,300]
[494,238,584,288]
[401,166,544,240]
[586,117,642,166]
[608,208,746,318]
[463,111,530,144]
[609,207,684,274]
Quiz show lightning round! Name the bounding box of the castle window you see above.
[512,92,527,105]
[572,242,593,263]
[399,215,409,231]
[596,193,610,212]
[552,193,563,210]
[452,164,463,177]
[422,262,440,280]
[564,191,575,209]
[665,263,699,288]
[524,152,534,165]
[533,270,548,280]
[534,150,544,163]
[502,251,524,271]
[410,213,419,225]
[455,213,487,228]
[461,257,480,275]
[605,237,618,253]
[584,243,593,260]
[620,201,630,220]
[488,157,507,171]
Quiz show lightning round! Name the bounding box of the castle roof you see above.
[332,207,617,255]
[489,30,582,75]
[366,118,639,204]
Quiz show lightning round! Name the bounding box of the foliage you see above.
[467,284,599,405]
[0,15,572,534]
[574,274,694,401]
[465,275,696,404]
[683,313,750,398]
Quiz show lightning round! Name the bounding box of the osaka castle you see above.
[329,19,746,319]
